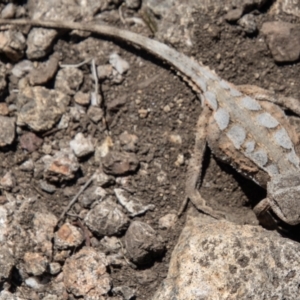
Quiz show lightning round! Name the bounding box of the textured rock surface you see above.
[152,213,300,300]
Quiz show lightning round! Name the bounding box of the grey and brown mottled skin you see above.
[1,18,300,225]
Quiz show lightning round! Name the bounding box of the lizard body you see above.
[1,18,300,225]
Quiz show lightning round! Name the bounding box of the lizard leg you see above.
[178,105,224,219]
[253,198,277,229]
[237,84,300,116]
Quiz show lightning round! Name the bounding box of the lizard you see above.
[1,18,300,226]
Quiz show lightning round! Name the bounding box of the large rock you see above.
[152,212,300,300]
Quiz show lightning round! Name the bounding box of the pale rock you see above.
[169,134,182,144]
[0,172,15,191]
[55,68,84,95]
[119,131,139,152]
[74,91,90,106]
[19,159,34,172]
[102,151,139,175]
[94,136,114,161]
[25,277,45,290]
[57,113,70,130]
[0,116,15,147]
[158,213,178,229]
[87,106,104,123]
[49,262,61,275]
[109,53,130,75]
[54,223,84,249]
[85,198,130,237]
[0,245,15,283]
[26,28,58,60]
[43,149,79,182]
[113,286,136,300]
[17,86,70,132]
[0,103,9,116]
[114,188,155,216]
[70,133,94,158]
[100,236,121,253]
[174,153,185,166]
[1,3,16,19]
[97,64,113,80]
[0,29,26,61]
[11,60,33,77]
[24,252,48,276]
[124,221,165,265]
[63,247,111,298]
[152,214,300,299]
[79,186,107,208]
[40,180,56,193]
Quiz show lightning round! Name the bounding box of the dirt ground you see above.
[2,1,300,299]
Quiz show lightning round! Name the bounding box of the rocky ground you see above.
[1,0,300,299]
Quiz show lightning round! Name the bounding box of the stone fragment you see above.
[102,151,139,175]
[25,277,45,290]
[54,223,84,249]
[57,113,70,130]
[113,286,136,300]
[225,8,243,22]
[169,134,182,145]
[0,172,15,191]
[19,159,34,172]
[24,252,48,276]
[1,3,16,19]
[138,108,148,118]
[152,215,300,299]
[158,213,178,230]
[79,186,107,208]
[238,13,257,34]
[70,133,94,158]
[0,103,9,116]
[26,28,58,60]
[114,188,155,217]
[0,29,26,61]
[100,236,121,254]
[106,95,127,112]
[261,21,300,63]
[74,91,90,106]
[85,198,130,237]
[0,245,15,283]
[136,269,158,285]
[95,136,114,161]
[28,53,60,85]
[40,180,56,194]
[0,116,15,147]
[19,132,43,152]
[109,53,130,75]
[87,106,104,123]
[124,221,165,265]
[49,262,61,275]
[55,67,84,95]
[17,86,70,132]
[93,169,115,187]
[11,60,33,77]
[119,131,139,152]
[63,247,111,298]
[43,149,79,182]
[97,64,113,80]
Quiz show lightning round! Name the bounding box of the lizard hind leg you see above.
[178,105,224,220]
